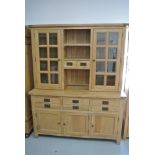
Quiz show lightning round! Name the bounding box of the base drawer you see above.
[90,99,120,112]
[63,97,89,111]
[31,96,61,104]
[35,102,61,110]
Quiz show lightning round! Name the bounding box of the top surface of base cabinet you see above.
[30,24,128,91]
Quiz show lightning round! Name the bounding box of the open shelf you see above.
[64,69,89,90]
[64,29,90,45]
[64,46,90,59]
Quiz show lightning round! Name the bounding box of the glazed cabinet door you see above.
[91,29,123,91]
[62,112,89,136]
[90,113,118,139]
[35,110,61,134]
[32,29,62,89]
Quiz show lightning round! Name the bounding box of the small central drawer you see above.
[64,61,77,68]
[63,97,89,111]
[77,61,90,68]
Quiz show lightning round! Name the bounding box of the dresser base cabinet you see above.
[30,90,125,144]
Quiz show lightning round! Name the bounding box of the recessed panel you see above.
[109,32,118,45]
[96,47,105,59]
[39,47,47,58]
[50,74,58,84]
[39,33,47,45]
[50,47,58,58]
[97,32,106,45]
[96,75,104,85]
[50,61,58,71]
[108,47,117,59]
[96,61,105,72]
[40,73,48,83]
[49,33,57,45]
[40,61,48,71]
[107,62,116,73]
[106,75,115,86]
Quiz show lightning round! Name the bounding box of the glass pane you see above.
[107,62,116,73]
[96,47,105,59]
[50,74,58,84]
[108,47,117,59]
[49,33,57,45]
[40,73,48,83]
[96,75,104,85]
[109,32,118,45]
[40,61,48,71]
[107,75,115,86]
[97,32,106,45]
[50,61,58,71]
[39,47,47,58]
[39,33,47,45]
[50,47,58,58]
[96,61,105,72]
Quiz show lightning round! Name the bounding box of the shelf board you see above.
[64,59,90,61]
[64,67,90,70]
[64,44,90,46]
[65,85,89,90]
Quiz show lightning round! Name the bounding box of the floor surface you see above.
[25,133,129,155]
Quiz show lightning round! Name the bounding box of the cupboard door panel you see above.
[90,113,118,138]
[36,110,61,134]
[62,112,89,136]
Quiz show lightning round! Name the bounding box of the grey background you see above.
[25,0,129,25]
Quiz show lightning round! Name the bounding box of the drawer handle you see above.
[44,103,50,108]
[44,98,50,102]
[102,101,109,105]
[72,106,79,110]
[63,123,66,126]
[72,100,79,103]
[80,63,86,66]
[57,122,61,125]
[67,62,73,66]
[91,125,94,127]
[102,107,108,111]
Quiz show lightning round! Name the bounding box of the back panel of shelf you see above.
[64,29,91,45]
[64,69,90,90]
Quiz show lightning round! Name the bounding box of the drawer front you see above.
[77,61,90,69]
[32,96,61,110]
[64,61,77,68]
[63,97,89,111]
[90,99,120,112]
[35,102,61,110]
[32,96,61,104]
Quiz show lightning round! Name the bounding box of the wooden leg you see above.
[34,132,39,137]
[116,137,121,144]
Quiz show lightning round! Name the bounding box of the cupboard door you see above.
[92,29,123,91]
[33,29,62,89]
[90,113,118,139]
[62,112,89,136]
[36,110,61,134]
